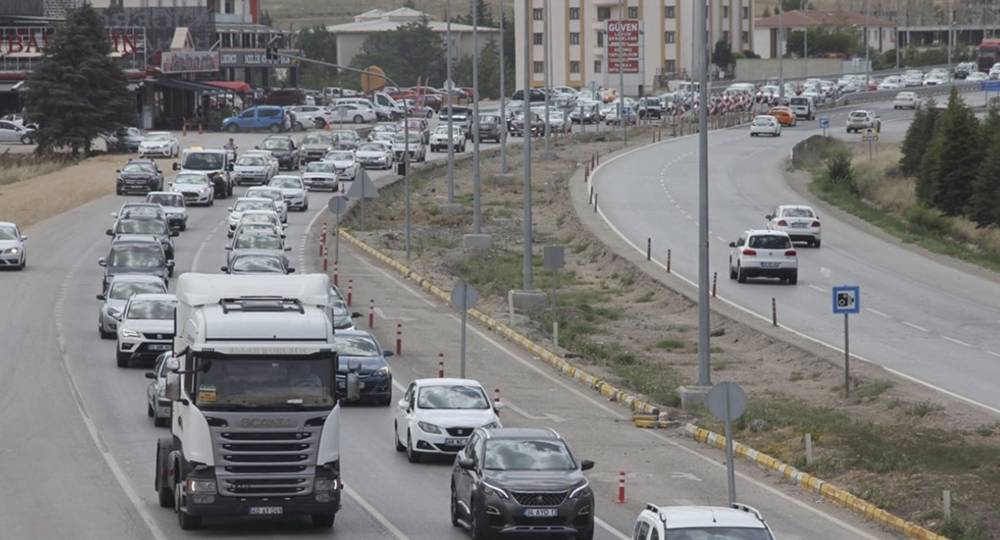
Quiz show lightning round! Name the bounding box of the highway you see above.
[0,123,894,539]
[593,90,1000,415]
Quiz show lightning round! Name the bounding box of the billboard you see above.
[161,51,220,74]
[0,26,146,72]
[606,19,639,74]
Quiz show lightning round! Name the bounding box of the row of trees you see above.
[900,89,1000,227]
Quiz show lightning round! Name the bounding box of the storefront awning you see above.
[203,80,252,93]
[152,77,224,93]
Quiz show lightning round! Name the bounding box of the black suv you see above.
[450,428,595,540]
[258,135,301,170]
[116,159,164,195]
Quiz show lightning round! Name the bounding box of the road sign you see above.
[818,117,830,129]
[833,285,861,315]
[608,59,640,74]
[346,169,378,200]
[327,196,348,215]
[607,44,640,59]
[980,80,1000,92]
[451,282,480,378]
[607,19,640,74]
[606,19,640,43]
[706,382,747,506]
[862,128,878,142]
[543,245,565,270]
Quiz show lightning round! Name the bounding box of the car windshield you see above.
[174,174,208,185]
[182,153,224,170]
[147,194,182,207]
[358,144,384,153]
[145,132,171,141]
[850,112,868,118]
[417,385,490,410]
[325,151,353,162]
[241,214,276,225]
[331,300,352,326]
[664,528,773,540]
[247,189,281,201]
[109,245,164,267]
[126,299,176,320]
[117,219,167,235]
[109,281,164,300]
[754,118,773,125]
[781,208,814,218]
[484,439,576,471]
[270,177,302,188]
[193,355,336,410]
[332,131,358,141]
[302,134,331,145]
[237,156,264,166]
[120,206,162,219]
[748,235,792,249]
[122,163,155,174]
[234,200,273,212]
[394,133,422,144]
[235,234,282,250]
[333,336,380,357]
[0,225,18,240]
[231,255,284,273]
[262,139,289,150]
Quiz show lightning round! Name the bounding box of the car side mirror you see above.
[224,246,232,250]
[164,371,181,402]
[227,163,234,171]
[115,169,121,173]
[20,235,27,241]
[765,214,773,220]
[254,145,260,149]
[96,293,106,300]
[398,399,409,410]
[111,312,122,321]
[98,258,107,267]
[110,212,118,218]
[580,459,595,471]
[220,266,229,272]
[383,350,394,358]
[166,261,175,269]
[458,458,476,470]
[284,247,292,251]
[728,242,736,248]
[105,229,114,236]
[227,207,233,212]
[172,163,179,171]
[170,231,179,237]
[144,372,156,380]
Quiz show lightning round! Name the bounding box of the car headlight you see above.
[569,480,591,499]
[106,307,121,319]
[417,421,441,434]
[184,479,217,494]
[483,481,510,500]
[4,247,19,255]
[120,328,141,338]
[374,366,390,376]
[198,187,209,193]
[482,421,501,429]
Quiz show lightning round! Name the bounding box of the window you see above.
[742,31,749,44]
[665,31,675,44]
[596,30,604,46]
[722,6,729,18]
[634,522,650,540]
[594,60,602,73]
[627,6,639,18]
[597,6,611,20]
[569,32,580,45]
[743,6,751,19]
[533,61,544,74]
[569,7,579,20]
[663,60,676,73]
[650,527,660,540]
[533,33,544,45]
[532,8,543,20]
[225,0,234,13]
[664,6,675,18]
[570,61,580,73]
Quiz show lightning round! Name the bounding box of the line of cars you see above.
[728,205,823,285]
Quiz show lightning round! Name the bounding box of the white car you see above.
[766,205,821,247]
[633,503,776,540]
[924,72,949,85]
[893,91,920,110]
[394,378,502,462]
[749,115,781,137]
[227,197,277,233]
[990,62,1000,80]
[268,175,309,211]
[546,110,571,133]
[302,159,340,191]
[244,186,288,223]
[429,125,466,153]
[330,103,376,124]
[145,352,177,427]
[728,230,798,284]
[287,105,333,130]
[968,71,990,81]
[137,131,179,158]
[322,149,359,182]
[355,141,394,170]
[232,154,273,186]
[877,75,904,90]
[145,191,188,231]
[230,210,284,239]
[115,293,177,368]
[903,70,925,87]
[240,149,279,177]
[846,110,879,133]
[0,221,28,270]
[392,132,426,162]
[168,172,214,206]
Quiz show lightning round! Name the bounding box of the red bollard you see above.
[333,262,339,286]
[493,388,501,409]
[347,279,353,306]
[368,299,374,328]
[322,246,328,272]
[395,323,402,356]
[712,272,718,297]
[617,471,626,503]
[321,223,327,245]
[438,353,444,378]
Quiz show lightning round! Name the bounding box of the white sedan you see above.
[330,103,376,124]
[892,91,920,110]
[749,115,781,137]
[138,131,179,158]
[355,142,394,170]
[394,378,502,463]
[766,205,821,247]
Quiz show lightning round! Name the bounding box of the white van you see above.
[788,95,815,120]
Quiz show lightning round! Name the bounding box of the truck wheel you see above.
[311,514,335,529]
[155,439,174,508]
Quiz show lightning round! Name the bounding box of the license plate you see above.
[149,344,171,350]
[523,508,558,518]
[761,262,780,268]
[249,506,283,515]
[791,222,808,228]
[445,438,467,446]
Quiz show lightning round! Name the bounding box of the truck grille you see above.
[511,491,568,506]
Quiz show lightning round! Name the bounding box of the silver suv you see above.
[115,293,176,368]
[845,110,880,133]
[97,274,168,338]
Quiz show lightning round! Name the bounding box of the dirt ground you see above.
[0,154,119,227]
[342,127,1000,539]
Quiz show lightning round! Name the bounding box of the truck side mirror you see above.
[165,371,181,402]
[172,162,179,171]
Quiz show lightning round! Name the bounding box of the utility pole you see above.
[802,0,808,77]
[446,0,455,203]
[618,0,626,144]
[865,0,870,89]
[522,0,533,290]
[472,0,483,233]
[542,0,554,158]
[895,0,901,69]
[778,5,785,100]
[499,0,508,174]
[696,0,711,387]
[946,0,953,77]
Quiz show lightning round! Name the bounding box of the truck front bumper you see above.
[184,492,341,517]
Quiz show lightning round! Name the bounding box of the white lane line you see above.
[596,517,631,540]
[190,219,223,272]
[866,308,890,318]
[942,336,972,348]
[902,321,929,333]
[342,484,410,540]
[807,284,825,293]
[987,350,1000,359]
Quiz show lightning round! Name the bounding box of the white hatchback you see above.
[729,230,798,284]
[766,204,822,247]
[394,378,502,463]
[749,115,781,137]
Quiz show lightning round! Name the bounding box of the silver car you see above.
[303,159,341,191]
[169,172,214,206]
[268,175,310,211]
[145,351,178,427]
[233,154,273,186]
[245,186,289,223]
[97,274,168,338]
[0,222,28,270]
[145,191,188,231]
[116,293,177,368]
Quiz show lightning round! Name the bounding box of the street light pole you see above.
[696,0,712,387]
[446,0,455,203]
[499,0,508,174]
[618,0,626,144]
[472,0,483,233]
[522,0,533,290]
[865,0,870,89]
[802,0,808,77]
[778,6,785,100]
[542,0,553,158]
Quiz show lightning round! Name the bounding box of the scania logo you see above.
[238,417,296,428]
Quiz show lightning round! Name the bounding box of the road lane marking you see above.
[807,284,825,293]
[595,517,631,540]
[902,321,929,332]
[190,219,223,273]
[987,351,1000,359]
[942,336,972,347]
[866,308,890,318]
[342,484,410,540]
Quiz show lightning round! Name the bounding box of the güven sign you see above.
[606,19,639,43]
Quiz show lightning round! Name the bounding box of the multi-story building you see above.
[514,0,754,95]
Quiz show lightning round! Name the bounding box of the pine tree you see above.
[350,20,447,86]
[968,107,1000,226]
[25,5,132,156]
[925,88,982,215]
[900,104,937,176]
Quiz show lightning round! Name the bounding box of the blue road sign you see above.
[832,285,861,315]
[980,81,1000,92]
[818,117,830,129]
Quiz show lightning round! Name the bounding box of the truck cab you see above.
[155,274,342,530]
[173,147,234,199]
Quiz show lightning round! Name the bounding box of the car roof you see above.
[111,234,160,244]
[646,504,768,530]
[744,229,789,237]
[147,191,181,198]
[777,204,814,210]
[0,221,18,228]
[127,293,177,302]
[413,378,486,388]
[482,427,561,440]
[236,197,273,203]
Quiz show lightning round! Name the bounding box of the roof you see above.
[484,427,560,439]
[129,293,177,302]
[327,7,498,34]
[109,274,167,284]
[414,378,486,387]
[755,9,895,28]
[174,273,329,308]
[111,234,160,244]
[650,505,767,530]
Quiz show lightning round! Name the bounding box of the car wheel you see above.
[20,134,33,145]
[100,325,114,339]
[406,432,421,463]
[148,404,154,418]
[395,422,406,451]
[737,265,747,284]
[116,351,129,368]
[180,222,187,232]
[729,261,737,280]
[353,115,364,124]
[814,239,821,248]
[154,415,169,428]
[226,124,239,133]
[574,523,595,540]
[311,514,335,528]
[315,118,327,129]
[788,271,798,285]
[295,122,305,132]
[450,486,461,527]
[269,124,281,133]
[471,501,492,540]
[175,480,202,530]
[116,186,123,196]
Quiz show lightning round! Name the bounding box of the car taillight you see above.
[811,221,821,227]
[742,249,757,256]
[777,220,788,226]
[785,250,797,257]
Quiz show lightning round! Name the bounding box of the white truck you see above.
[155,273,342,530]
[172,147,235,199]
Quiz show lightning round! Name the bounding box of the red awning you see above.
[204,80,252,93]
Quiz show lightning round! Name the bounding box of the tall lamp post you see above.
[521,0,533,289]
[696,0,711,386]
[446,0,456,203]
[498,0,508,174]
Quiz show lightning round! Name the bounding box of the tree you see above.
[453,38,506,99]
[24,5,132,156]
[899,103,937,176]
[297,26,338,89]
[918,88,982,215]
[711,40,733,69]
[968,107,1000,226]
[350,20,447,87]
[454,0,496,28]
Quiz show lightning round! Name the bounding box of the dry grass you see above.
[0,154,119,227]
[0,153,74,186]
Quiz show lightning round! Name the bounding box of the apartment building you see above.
[514,0,754,95]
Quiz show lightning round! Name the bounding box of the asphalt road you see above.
[593,90,1000,415]
[0,120,893,539]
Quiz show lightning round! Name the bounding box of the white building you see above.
[514,0,754,96]
[327,8,500,72]
[752,10,896,59]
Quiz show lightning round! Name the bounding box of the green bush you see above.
[904,205,951,236]
[824,150,858,194]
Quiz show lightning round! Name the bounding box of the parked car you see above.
[258,135,300,170]
[633,503,776,540]
[330,103,376,124]
[989,62,1000,80]
[394,378,501,462]
[96,274,167,339]
[302,159,341,192]
[145,352,178,426]
[168,172,214,206]
[355,142,394,170]
[287,105,332,130]
[749,115,781,137]
[728,230,798,284]
[333,331,394,405]
[115,293,177,367]
[145,191,188,231]
[262,88,306,106]
[137,131,179,158]
[116,159,164,195]
[222,105,287,133]
[0,120,34,144]
[0,221,28,270]
[766,205,822,247]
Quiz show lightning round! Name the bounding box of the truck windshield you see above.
[194,355,337,410]
[183,153,224,170]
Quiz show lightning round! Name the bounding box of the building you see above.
[514,0,754,96]
[752,10,896,59]
[327,8,501,71]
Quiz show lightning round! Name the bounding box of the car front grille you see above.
[143,332,173,340]
[511,491,568,506]
[445,427,474,437]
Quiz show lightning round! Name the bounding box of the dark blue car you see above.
[334,330,393,406]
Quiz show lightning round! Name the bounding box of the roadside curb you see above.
[337,228,660,416]
[684,424,948,540]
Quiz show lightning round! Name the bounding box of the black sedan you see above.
[116,159,164,195]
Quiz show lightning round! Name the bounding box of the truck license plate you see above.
[249,506,283,515]
[523,508,558,518]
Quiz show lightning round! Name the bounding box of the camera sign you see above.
[832,285,860,315]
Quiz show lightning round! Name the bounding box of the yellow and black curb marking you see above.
[685,424,948,540]
[338,228,659,416]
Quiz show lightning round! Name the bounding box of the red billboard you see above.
[607,59,639,73]
[607,19,639,43]
[608,44,639,59]
[607,19,640,74]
